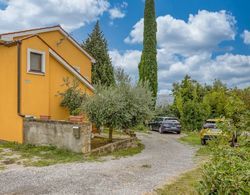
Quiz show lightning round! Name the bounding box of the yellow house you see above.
[0,25,95,143]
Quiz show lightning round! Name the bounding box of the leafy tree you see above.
[114,67,131,85]
[172,75,210,130]
[139,0,158,100]
[212,79,227,92]
[82,70,154,142]
[118,82,154,130]
[82,85,127,142]
[59,78,85,115]
[223,92,247,146]
[155,105,175,117]
[233,87,250,110]
[82,21,115,86]
[203,90,227,118]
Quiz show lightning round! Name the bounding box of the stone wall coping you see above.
[89,137,138,156]
[24,118,90,126]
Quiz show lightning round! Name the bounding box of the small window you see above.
[27,49,45,74]
[30,52,42,72]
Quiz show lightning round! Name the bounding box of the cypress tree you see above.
[139,0,158,100]
[82,21,115,86]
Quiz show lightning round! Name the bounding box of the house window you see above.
[27,49,45,74]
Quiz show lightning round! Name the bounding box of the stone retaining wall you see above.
[23,119,92,153]
[90,137,138,156]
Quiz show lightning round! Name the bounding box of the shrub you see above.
[59,78,85,115]
[82,70,154,142]
[198,146,250,194]
[132,123,149,132]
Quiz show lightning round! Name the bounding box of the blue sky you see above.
[0,0,250,94]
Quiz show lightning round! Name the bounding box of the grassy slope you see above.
[0,142,84,167]
[157,168,202,195]
[179,131,201,146]
[111,142,145,159]
[157,131,210,195]
[0,138,144,168]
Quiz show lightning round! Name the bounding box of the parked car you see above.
[200,118,242,146]
[149,117,181,134]
[200,119,223,145]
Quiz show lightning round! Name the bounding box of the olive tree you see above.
[82,70,154,142]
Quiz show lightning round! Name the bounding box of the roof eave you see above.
[0,25,96,63]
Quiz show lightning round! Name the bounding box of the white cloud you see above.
[124,18,144,44]
[158,52,250,90]
[118,10,250,94]
[0,0,110,33]
[125,10,236,55]
[108,2,128,20]
[109,50,250,94]
[109,49,141,81]
[109,8,125,20]
[242,30,250,45]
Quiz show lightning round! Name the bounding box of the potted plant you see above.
[40,115,51,121]
[59,78,85,123]
[69,108,84,123]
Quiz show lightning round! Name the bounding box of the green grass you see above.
[0,142,84,167]
[91,137,110,150]
[102,128,126,136]
[179,131,212,157]
[141,164,152,168]
[132,124,151,134]
[0,139,145,168]
[157,131,213,195]
[111,142,145,159]
[0,164,5,171]
[179,131,201,146]
[157,167,202,195]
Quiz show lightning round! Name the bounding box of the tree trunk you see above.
[230,131,237,147]
[109,127,113,143]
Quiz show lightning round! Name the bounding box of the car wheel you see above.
[201,139,206,145]
[177,131,181,134]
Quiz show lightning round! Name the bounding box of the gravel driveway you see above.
[0,132,197,195]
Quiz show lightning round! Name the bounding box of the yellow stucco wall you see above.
[39,31,92,83]
[0,30,93,143]
[49,56,91,120]
[20,37,50,117]
[20,36,92,120]
[0,45,23,143]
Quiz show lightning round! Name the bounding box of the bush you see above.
[198,146,250,194]
[82,72,154,142]
[132,123,149,132]
[155,105,175,117]
[59,78,85,115]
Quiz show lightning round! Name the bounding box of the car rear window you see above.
[204,123,217,129]
[165,117,178,121]
[164,120,180,124]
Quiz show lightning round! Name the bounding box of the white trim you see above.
[49,49,94,91]
[1,27,60,41]
[1,26,96,63]
[27,48,46,75]
[74,66,81,73]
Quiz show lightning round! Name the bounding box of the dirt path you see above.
[0,132,197,195]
